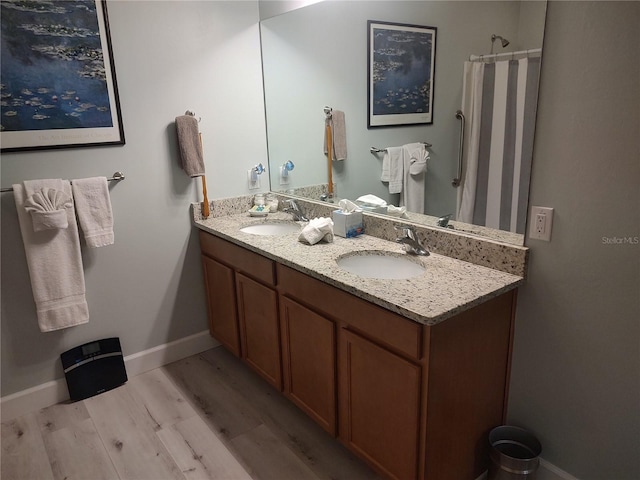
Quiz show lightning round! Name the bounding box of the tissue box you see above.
[332,210,364,238]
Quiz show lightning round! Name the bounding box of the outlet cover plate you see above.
[529,206,554,241]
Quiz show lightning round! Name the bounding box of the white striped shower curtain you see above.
[457,56,541,234]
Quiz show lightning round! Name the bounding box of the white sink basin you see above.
[336,251,426,279]
[240,222,300,236]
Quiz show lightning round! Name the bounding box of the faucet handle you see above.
[394,224,417,238]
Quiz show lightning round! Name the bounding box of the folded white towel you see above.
[24,188,73,231]
[72,177,114,248]
[386,146,404,194]
[406,142,429,175]
[401,143,428,213]
[381,151,391,182]
[386,204,408,218]
[14,180,89,332]
[298,217,334,245]
[355,194,387,207]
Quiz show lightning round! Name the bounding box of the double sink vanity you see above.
[192,196,527,480]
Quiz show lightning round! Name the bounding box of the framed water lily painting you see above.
[0,0,124,152]
[368,20,437,128]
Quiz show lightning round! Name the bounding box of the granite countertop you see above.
[193,212,523,326]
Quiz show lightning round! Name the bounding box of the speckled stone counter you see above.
[193,211,523,326]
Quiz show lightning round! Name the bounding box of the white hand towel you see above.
[72,177,114,248]
[14,180,89,332]
[298,217,334,245]
[386,146,404,194]
[400,143,427,213]
[381,150,391,182]
[24,188,73,231]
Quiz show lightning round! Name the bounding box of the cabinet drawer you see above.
[277,264,422,360]
[199,231,275,285]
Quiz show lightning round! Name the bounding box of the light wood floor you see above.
[2,346,381,480]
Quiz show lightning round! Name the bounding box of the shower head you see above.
[491,34,510,54]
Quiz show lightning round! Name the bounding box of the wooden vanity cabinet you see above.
[199,231,516,480]
[199,231,282,390]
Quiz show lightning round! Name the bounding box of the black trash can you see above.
[488,426,542,479]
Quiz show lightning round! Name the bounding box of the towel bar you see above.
[370,142,432,154]
[0,171,126,193]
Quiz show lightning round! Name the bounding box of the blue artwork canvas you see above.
[1,0,124,151]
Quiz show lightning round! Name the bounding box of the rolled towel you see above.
[298,217,334,245]
[72,177,114,248]
[24,188,73,231]
[175,115,205,177]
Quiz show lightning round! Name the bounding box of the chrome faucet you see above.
[437,214,454,228]
[395,225,429,256]
[283,199,309,222]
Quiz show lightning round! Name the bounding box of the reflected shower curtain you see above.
[457,56,540,233]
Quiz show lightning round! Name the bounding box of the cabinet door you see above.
[201,255,240,356]
[280,297,336,435]
[236,273,282,389]
[340,329,422,480]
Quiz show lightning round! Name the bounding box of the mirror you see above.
[260,0,546,245]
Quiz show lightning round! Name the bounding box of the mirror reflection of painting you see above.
[369,21,436,127]
[371,27,432,114]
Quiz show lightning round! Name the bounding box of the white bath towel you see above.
[385,146,404,194]
[72,177,114,248]
[400,143,428,213]
[14,180,89,332]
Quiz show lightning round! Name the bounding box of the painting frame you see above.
[367,20,437,128]
[0,0,125,153]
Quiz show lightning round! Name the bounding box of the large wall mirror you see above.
[260,1,546,245]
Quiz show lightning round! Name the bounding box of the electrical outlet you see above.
[529,206,554,241]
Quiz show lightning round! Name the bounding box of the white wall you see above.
[508,2,640,478]
[0,0,268,396]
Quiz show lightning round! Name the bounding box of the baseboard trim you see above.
[1,330,219,422]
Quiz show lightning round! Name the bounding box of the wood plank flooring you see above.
[2,346,381,480]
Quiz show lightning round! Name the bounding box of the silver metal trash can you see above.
[488,425,542,479]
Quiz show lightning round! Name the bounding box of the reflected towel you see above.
[72,177,114,248]
[14,179,89,332]
[324,110,347,161]
[331,110,347,161]
[175,115,205,177]
[386,146,404,194]
[400,143,428,213]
